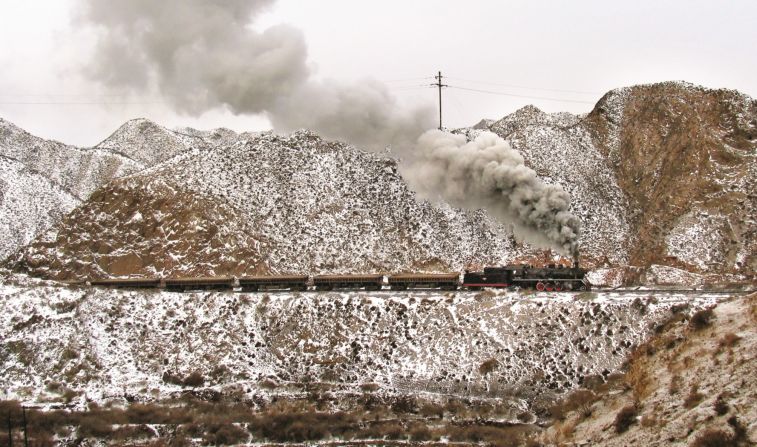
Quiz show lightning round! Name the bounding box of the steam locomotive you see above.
[86,262,590,292]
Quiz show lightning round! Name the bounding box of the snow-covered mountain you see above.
[4,81,757,280]
[15,130,515,280]
[0,117,142,200]
[0,117,239,263]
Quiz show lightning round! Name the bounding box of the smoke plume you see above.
[403,130,581,256]
[77,0,433,149]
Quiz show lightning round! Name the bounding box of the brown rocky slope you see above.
[540,293,756,446]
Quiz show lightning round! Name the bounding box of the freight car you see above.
[388,273,459,290]
[313,274,384,291]
[163,277,235,292]
[89,278,162,289]
[238,275,308,292]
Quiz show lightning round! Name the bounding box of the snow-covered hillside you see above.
[0,277,721,409]
[15,130,517,279]
[488,105,632,264]
[0,157,79,260]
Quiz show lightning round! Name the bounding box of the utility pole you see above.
[432,71,448,130]
[6,412,11,447]
[21,408,27,447]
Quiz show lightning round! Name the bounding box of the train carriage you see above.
[238,275,308,292]
[89,278,162,289]
[312,274,384,291]
[388,273,459,290]
[163,276,235,292]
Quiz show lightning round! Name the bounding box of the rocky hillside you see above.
[541,293,756,446]
[0,118,142,200]
[0,117,245,264]
[480,81,757,276]
[586,82,757,274]
[14,130,515,279]
[0,157,79,260]
[0,276,720,411]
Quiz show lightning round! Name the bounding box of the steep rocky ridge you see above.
[0,117,142,200]
[15,176,268,279]
[583,82,757,274]
[0,117,240,265]
[476,81,756,276]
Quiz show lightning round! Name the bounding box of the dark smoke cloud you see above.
[402,130,581,256]
[78,0,433,149]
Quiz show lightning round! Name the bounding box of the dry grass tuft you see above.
[614,405,638,434]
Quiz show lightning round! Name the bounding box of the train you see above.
[85,262,590,292]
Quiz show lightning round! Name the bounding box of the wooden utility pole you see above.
[432,71,448,130]
[6,412,11,447]
[21,408,27,447]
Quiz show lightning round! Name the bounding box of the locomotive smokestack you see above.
[403,130,582,256]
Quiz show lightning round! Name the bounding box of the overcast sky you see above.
[1,0,755,147]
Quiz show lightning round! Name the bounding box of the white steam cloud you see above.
[77,0,433,149]
[403,130,581,256]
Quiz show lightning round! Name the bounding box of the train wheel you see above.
[545,282,554,292]
[536,282,545,291]
[555,283,563,292]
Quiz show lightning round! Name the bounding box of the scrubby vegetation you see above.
[0,394,541,446]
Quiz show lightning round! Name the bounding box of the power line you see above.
[445,76,602,95]
[382,76,434,83]
[447,85,596,105]
[0,101,163,105]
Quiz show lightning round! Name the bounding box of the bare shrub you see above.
[409,422,432,441]
[390,395,417,414]
[258,378,277,389]
[718,333,741,349]
[689,307,715,330]
[684,385,705,409]
[669,374,683,395]
[479,358,499,375]
[183,371,205,387]
[419,402,445,419]
[713,394,729,416]
[448,424,525,445]
[162,371,183,386]
[614,405,638,433]
[112,424,155,440]
[566,389,598,418]
[203,422,249,445]
[78,415,114,438]
[689,428,737,447]
[248,409,355,442]
[359,382,379,392]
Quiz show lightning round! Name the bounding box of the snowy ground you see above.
[0,276,729,416]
